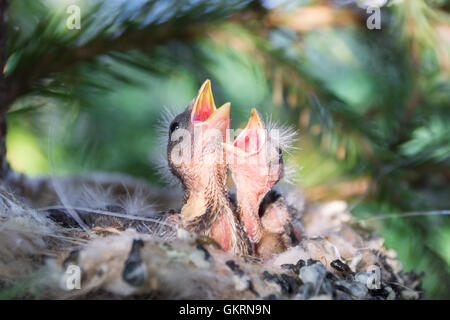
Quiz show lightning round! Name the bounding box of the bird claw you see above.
[92,226,121,235]
[195,235,222,250]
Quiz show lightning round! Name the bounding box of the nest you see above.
[0,174,424,300]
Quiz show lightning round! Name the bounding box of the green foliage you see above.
[400,116,450,164]
[4,0,450,298]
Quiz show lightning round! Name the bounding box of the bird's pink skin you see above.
[260,203,290,233]
[223,109,283,244]
[211,213,232,252]
[179,80,239,253]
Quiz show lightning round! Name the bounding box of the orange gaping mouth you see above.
[191,79,230,137]
[192,80,216,123]
[232,109,266,155]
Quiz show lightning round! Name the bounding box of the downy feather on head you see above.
[153,104,186,188]
[265,114,301,185]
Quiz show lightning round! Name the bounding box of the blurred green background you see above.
[3,0,450,298]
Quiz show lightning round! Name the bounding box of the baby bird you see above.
[223,109,303,259]
[167,80,251,255]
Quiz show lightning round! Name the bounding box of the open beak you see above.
[192,80,216,123]
[223,108,266,157]
[191,79,230,142]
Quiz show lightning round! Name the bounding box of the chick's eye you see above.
[277,148,282,156]
[170,122,180,134]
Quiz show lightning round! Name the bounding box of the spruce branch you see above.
[5,0,265,108]
[0,0,10,179]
